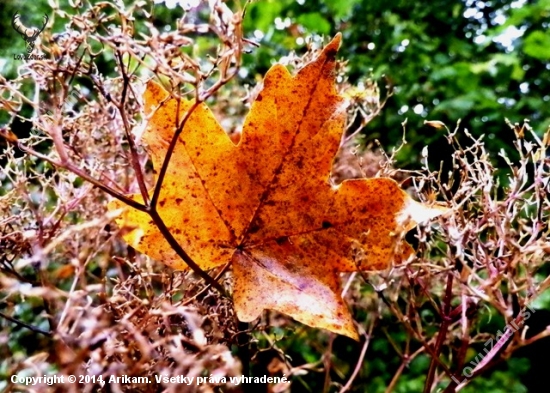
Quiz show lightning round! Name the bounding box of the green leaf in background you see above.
[531,288,550,310]
[523,30,550,60]
[323,0,360,20]
[296,12,331,35]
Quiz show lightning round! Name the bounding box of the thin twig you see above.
[181,261,231,305]
[0,137,146,212]
[386,347,424,393]
[424,272,455,393]
[340,318,375,393]
[114,50,150,204]
[322,334,335,393]
[0,310,52,337]
[148,209,227,295]
[365,277,454,377]
[150,97,201,209]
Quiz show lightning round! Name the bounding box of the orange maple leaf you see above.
[109,34,445,340]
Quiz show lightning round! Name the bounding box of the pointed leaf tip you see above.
[324,33,342,59]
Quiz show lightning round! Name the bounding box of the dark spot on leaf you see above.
[176,198,183,205]
[249,223,260,234]
[325,48,337,60]
[322,221,332,229]
[159,199,166,207]
[256,94,263,102]
[275,236,288,245]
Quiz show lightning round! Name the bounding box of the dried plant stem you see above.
[147,209,227,295]
[386,347,425,393]
[322,334,335,393]
[424,272,455,393]
[181,261,231,305]
[0,310,52,337]
[342,88,393,146]
[1,138,146,211]
[371,280,454,376]
[150,98,200,208]
[237,320,252,385]
[320,272,361,392]
[340,318,375,393]
[114,50,150,204]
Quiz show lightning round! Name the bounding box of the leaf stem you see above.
[148,209,227,296]
[150,96,201,209]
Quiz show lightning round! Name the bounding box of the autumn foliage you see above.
[1,2,550,393]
